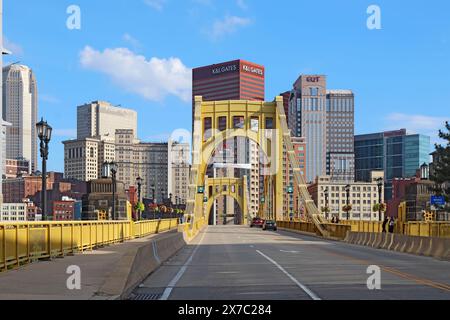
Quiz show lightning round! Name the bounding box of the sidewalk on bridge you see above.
[0,230,180,300]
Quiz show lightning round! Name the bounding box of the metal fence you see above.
[0,219,178,272]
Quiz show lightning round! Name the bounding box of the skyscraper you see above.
[354,129,430,200]
[287,75,356,184]
[77,101,137,139]
[288,75,327,183]
[326,90,355,182]
[2,64,38,173]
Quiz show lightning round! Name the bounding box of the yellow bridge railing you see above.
[339,220,450,238]
[0,219,179,272]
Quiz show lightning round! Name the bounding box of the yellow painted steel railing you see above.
[277,221,351,240]
[0,219,179,272]
[338,220,450,238]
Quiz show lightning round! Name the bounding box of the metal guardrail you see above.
[0,219,179,272]
[277,221,351,240]
[339,220,450,238]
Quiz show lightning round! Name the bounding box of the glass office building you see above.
[404,134,430,177]
[355,130,430,201]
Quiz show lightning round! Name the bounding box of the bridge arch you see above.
[186,96,329,237]
[204,177,248,225]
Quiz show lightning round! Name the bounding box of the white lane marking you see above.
[159,230,207,300]
[238,291,284,295]
[249,245,255,248]
[217,271,239,274]
[280,250,299,254]
[256,250,321,301]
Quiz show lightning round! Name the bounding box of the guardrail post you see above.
[48,223,52,259]
[27,224,31,263]
[80,223,83,252]
[71,223,75,255]
[15,226,19,268]
[2,226,6,271]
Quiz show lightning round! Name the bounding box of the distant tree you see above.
[430,121,450,210]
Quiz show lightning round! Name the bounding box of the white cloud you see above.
[385,113,448,144]
[208,15,252,40]
[122,33,141,48]
[144,0,166,11]
[236,0,248,10]
[79,46,192,103]
[3,37,24,56]
[40,94,60,104]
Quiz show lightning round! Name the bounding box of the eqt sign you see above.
[306,76,320,82]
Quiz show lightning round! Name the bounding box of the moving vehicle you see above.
[250,217,264,228]
[262,220,277,231]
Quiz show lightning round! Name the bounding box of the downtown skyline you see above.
[2,0,449,172]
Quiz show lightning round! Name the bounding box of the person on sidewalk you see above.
[388,217,395,233]
[382,217,389,233]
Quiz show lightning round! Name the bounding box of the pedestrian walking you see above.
[382,217,389,233]
[388,217,395,233]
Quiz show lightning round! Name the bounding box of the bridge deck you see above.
[132,226,450,300]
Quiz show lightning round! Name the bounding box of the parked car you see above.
[262,220,277,231]
[250,217,264,228]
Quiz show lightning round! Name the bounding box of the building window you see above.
[204,117,212,141]
[218,116,227,131]
[233,116,245,129]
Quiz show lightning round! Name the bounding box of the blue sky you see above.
[3,0,450,171]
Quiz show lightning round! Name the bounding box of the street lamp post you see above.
[136,176,142,221]
[324,187,329,220]
[376,177,384,222]
[345,184,351,220]
[36,119,52,221]
[110,162,118,220]
[151,184,156,220]
[169,193,173,218]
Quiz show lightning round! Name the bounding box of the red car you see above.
[250,217,264,228]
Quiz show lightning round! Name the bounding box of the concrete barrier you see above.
[371,233,380,247]
[413,237,433,257]
[391,234,407,252]
[380,233,393,250]
[398,235,412,253]
[348,232,358,244]
[365,233,375,247]
[373,233,385,248]
[429,238,450,260]
[355,232,364,245]
[98,231,190,300]
[342,231,449,261]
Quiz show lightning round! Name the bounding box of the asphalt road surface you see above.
[130,226,450,300]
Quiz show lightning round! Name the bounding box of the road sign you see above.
[197,186,205,194]
[431,196,445,206]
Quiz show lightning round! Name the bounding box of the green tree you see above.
[430,121,450,211]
